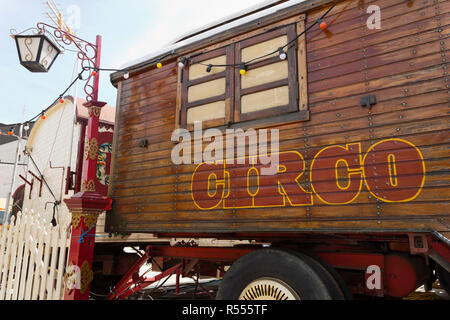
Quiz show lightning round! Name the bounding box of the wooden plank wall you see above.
[107,0,450,236]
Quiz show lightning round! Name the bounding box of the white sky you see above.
[114,0,274,67]
[0,0,270,124]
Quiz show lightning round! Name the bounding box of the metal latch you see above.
[361,95,377,109]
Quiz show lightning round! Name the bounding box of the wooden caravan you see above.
[106,0,450,299]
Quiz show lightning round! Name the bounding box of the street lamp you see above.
[12,22,110,300]
[13,33,61,72]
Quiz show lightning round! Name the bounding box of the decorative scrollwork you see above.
[72,211,100,230]
[80,261,93,295]
[88,106,102,118]
[81,180,96,193]
[40,43,54,67]
[36,22,98,102]
[84,138,98,161]
[72,213,82,229]
[24,37,34,61]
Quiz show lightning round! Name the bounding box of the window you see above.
[179,46,233,129]
[176,19,308,130]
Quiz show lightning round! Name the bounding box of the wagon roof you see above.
[112,0,333,82]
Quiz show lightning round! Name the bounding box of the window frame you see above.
[179,45,234,130]
[234,24,299,123]
[176,14,309,131]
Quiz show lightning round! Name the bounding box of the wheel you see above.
[286,249,352,300]
[292,249,352,300]
[436,264,450,293]
[216,248,340,300]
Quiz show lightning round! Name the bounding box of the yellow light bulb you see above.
[157,62,163,69]
[240,69,246,75]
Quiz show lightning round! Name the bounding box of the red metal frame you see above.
[148,246,253,262]
[27,170,43,197]
[107,247,183,300]
[18,175,33,199]
[107,235,450,300]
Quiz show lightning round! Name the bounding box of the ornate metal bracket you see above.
[36,22,99,102]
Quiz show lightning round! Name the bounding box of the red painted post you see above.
[64,35,110,300]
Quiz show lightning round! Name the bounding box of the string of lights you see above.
[179,2,336,75]
[2,2,336,136]
[0,68,87,137]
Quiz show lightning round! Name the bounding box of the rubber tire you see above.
[436,264,450,294]
[285,249,352,300]
[292,249,353,300]
[216,248,335,300]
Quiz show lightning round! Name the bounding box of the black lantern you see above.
[13,33,61,72]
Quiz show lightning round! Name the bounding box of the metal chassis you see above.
[106,233,450,300]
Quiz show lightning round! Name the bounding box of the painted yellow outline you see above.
[207,173,219,198]
[277,151,313,207]
[190,139,425,210]
[388,154,398,187]
[310,143,363,206]
[362,138,426,203]
[247,167,260,198]
[335,159,352,191]
[191,162,227,210]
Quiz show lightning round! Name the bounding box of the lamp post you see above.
[12,23,110,300]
